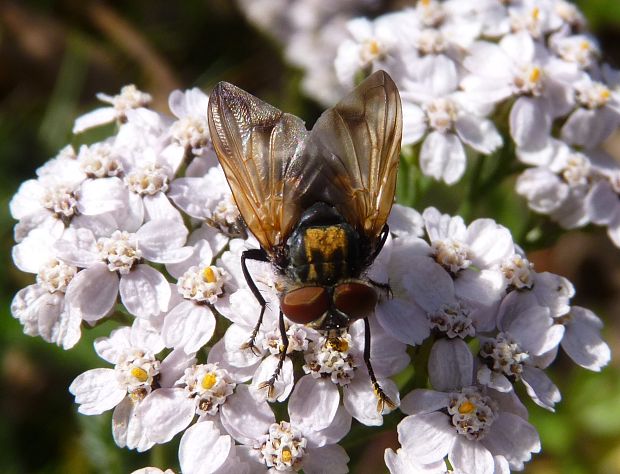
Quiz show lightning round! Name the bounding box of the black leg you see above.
[364,317,396,413]
[370,224,390,261]
[258,310,289,399]
[240,249,270,355]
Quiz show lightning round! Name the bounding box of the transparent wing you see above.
[208,82,308,254]
[300,70,403,243]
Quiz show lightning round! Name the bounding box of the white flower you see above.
[477,291,564,410]
[335,14,407,88]
[561,73,620,149]
[218,385,350,473]
[396,338,540,474]
[73,84,152,134]
[179,420,250,474]
[168,88,212,157]
[293,318,407,426]
[9,156,126,242]
[55,219,191,321]
[168,165,242,236]
[69,322,165,416]
[557,306,611,371]
[11,228,81,348]
[400,55,502,184]
[162,237,237,353]
[463,31,579,151]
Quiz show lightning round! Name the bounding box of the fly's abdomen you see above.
[286,224,359,285]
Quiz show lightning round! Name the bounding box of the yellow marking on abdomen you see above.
[304,227,348,262]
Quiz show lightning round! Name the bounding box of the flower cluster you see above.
[9,80,610,473]
[240,0,620,249]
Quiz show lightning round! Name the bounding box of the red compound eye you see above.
[333,282,378,320]
[281,286,330,324]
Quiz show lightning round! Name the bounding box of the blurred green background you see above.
[1,1,620,473]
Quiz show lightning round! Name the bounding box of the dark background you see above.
[1,1,620,473]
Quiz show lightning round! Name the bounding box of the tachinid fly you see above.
[207,70,402,411]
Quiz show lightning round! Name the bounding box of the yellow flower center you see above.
[203,266,217,283]
[459,400,476,415]
[131,366,149,383]
[281,447,293,464]
[529,66,541,84]
[201,372,217,390]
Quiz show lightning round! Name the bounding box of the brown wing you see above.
[207,82,308,254]
[300,70,402,243]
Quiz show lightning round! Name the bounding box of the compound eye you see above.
[333,282,378,320]
[281,286,330,324]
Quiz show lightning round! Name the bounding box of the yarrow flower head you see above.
[9,3,615,469]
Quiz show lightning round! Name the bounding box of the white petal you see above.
[344,375,399,425]
[561,306,610,371]
[455,116,502,155]
[405,256,456,312]
[521,366,561,411]
[561,107,619,149]
[137,219,189,263]
[143,192,184,222]
[69,368,126,415]
[119,265,170,318]
[398,413,455,465]
[420,131,467,184]
[429,338,473,391]
[483,412,540,470]
[400,389,451,416]
[78,178,125,215]
[465,219,514,267]
[250,355,294,403]
[65,264,118,322]
[53,228,99,267]
[138,388,195,444]
[300,405,352,448]
[179,421,233,474]
[449,437,494,474]
[73,107,117,133]
[376,297,430,346]
[94,326,132,363]
[401,102,427,145]
[220,385,274,445]
[162,301,216,353]
[509,97,551,151]
[159,349,196,388]
[289,376,339,431]
[303,445,350,474]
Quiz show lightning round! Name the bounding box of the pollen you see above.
[327,337,349,352]
[131,366,149,383]
[368,40,380,56]
[281,447,293,464]
[580,40,591,51]
[458,400,475,414]
[421,0,431,6]
[203,266,217,283]
[531,7,540,20]
[529,66,541,83]
[201,372,217,390]
[600,88,611,101]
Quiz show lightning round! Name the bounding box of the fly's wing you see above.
[208,82,308,254]
[301,70,402,244]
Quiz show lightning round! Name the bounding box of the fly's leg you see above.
[364,316,397,413]
[369,224,392,298]
[258,310,289,399]
[239,249,270,356]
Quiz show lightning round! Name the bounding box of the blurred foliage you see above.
[1,1,620,473]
